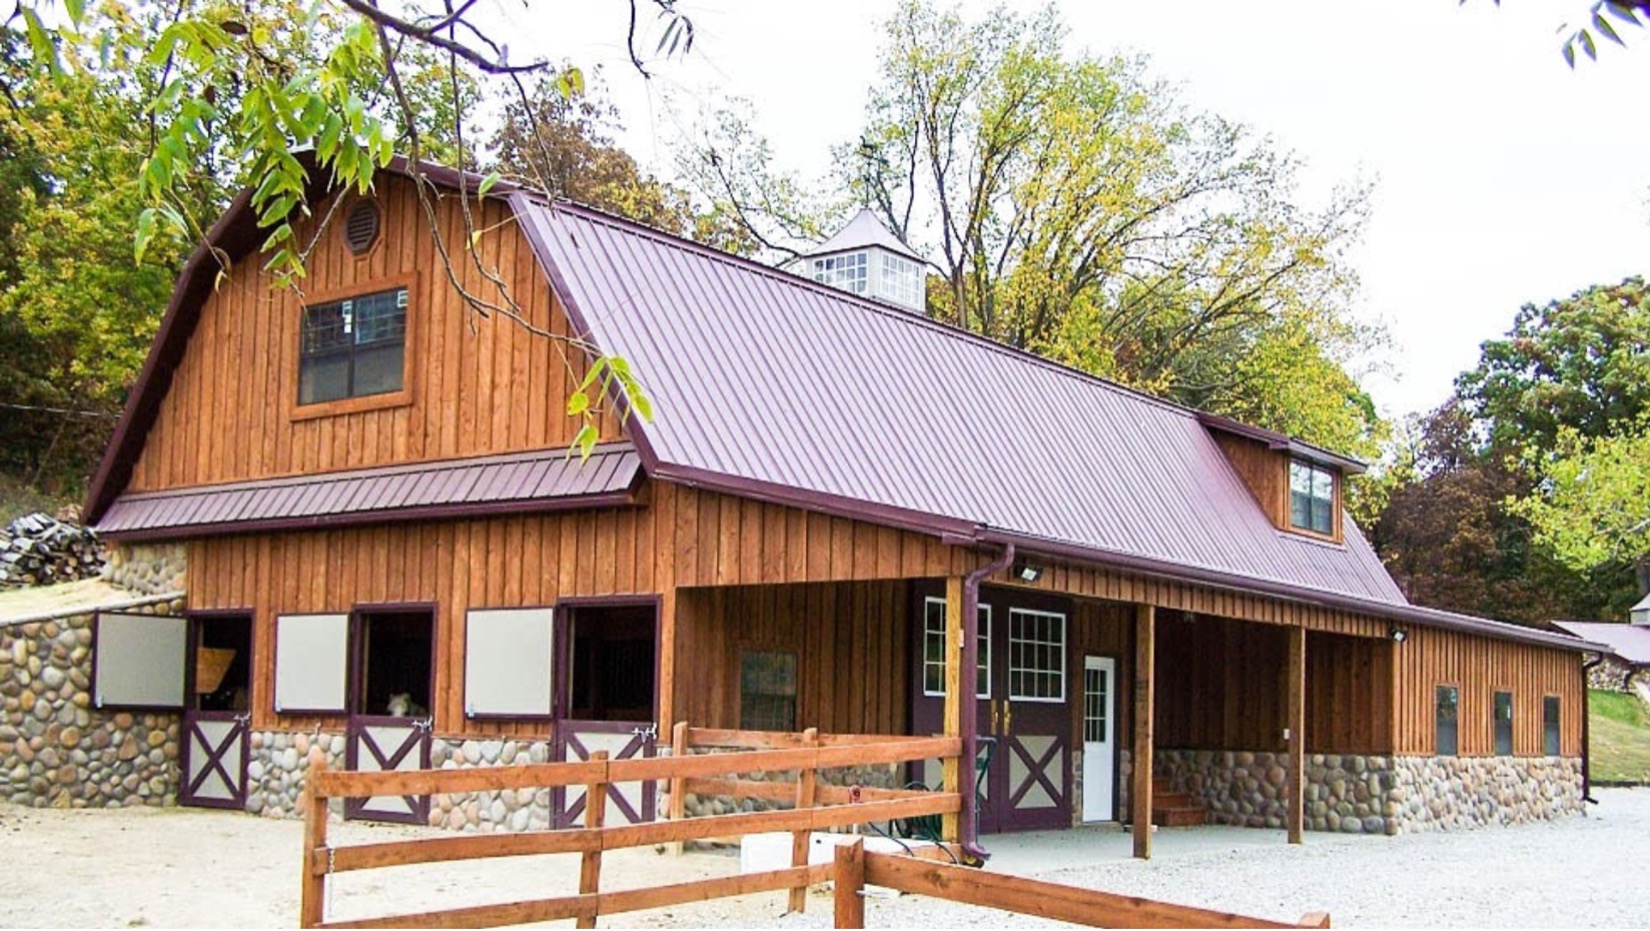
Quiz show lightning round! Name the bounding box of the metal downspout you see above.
[1583,653,1603,804]
[961,542,1014,864]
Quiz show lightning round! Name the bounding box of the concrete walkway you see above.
[979,821,1377,874]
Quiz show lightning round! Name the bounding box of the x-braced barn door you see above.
[345,606,435,824]
[552,599,659,829]
[180,612,253,809]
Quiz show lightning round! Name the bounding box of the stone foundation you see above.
[101,542,186,596]
[1390,755,1584,832]
[1149,747,1583,835]
[1,609,181,808]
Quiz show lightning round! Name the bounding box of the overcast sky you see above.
[490,0,1650,420]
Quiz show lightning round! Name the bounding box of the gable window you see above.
[1288,459,1336,535]
[1543,696,1561,756]
[1494,690,1514,755]
[299,287,408,406]
[1436,685,1459,756]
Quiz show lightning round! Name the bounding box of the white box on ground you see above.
[739,831,932,895]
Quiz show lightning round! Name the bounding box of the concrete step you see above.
[1152,791,1196,809]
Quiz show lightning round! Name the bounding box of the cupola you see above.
[800,209,926,313]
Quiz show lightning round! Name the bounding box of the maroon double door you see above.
[912,586,1072,833]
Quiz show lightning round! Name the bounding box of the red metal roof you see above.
[95,445,640,539]
[515,196,1409,608]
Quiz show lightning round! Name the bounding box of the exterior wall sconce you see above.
[1013,559,1043,583]
[1390,626,1408,643]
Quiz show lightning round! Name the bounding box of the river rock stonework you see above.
[428,737,556,832]
[1151,748,1583,835]
[1389,755,1584,832]
[101,542,186,596]
[245,730,346,818]
[0,609,182,808]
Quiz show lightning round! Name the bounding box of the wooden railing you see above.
[299,724,1330,930]
[298,728,960,929]
[833,839,1332,929]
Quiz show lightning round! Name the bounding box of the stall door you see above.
[909,591,1071,834]
[994,607,1071,831]
[345,607,434,824]
[181,613,253,809]
[553,600,659,828]
[1081,656,1116,822]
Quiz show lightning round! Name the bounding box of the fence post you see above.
[668,721,689,856]
[833,836,865,929]
[299,756,328,929]
[576,750,610,930]
[789,726,820,913]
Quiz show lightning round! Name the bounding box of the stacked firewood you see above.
[0,512,105,587]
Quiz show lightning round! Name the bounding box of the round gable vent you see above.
[343,199,381,255]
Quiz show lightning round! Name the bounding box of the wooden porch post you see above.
[1287,626,1306,845]
[940,575,965,843]
[1132,603,1155,860]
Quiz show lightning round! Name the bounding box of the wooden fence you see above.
[298,724,1330,929]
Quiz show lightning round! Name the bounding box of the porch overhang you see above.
[93,443,642,541]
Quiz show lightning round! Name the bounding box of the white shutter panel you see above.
[464,608,554,717]
[93,612,187,709]
[275,613,350,713]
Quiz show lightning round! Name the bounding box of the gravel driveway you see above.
[3,788,1645,928]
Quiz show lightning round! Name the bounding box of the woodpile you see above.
[0,512,105,588]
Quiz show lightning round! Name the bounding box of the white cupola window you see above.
[800,209,926,313]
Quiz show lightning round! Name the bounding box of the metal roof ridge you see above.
[522,198,1216,425]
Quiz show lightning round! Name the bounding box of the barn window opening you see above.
[194,614,252,712]
[565,603,656,722]
[1543,696,1561,756]
[1436,685,1459,756]
[356,609,433,718]
[740,650,797,732]
[1494,690,1514,756]
[921,597,991,698]
[299,287,408,405]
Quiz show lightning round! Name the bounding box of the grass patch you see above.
[1590,688,1650,784]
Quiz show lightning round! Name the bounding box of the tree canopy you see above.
[685,0,1384,461]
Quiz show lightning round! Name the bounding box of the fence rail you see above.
[298,724,1329,930]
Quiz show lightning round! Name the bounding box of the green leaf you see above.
[478,171,502,196]
[567,390,591,416]
[1581,28,1599,59]
[1563,38,1578,68]
[1594,13,1626,46]
[133,209,156,264]
[20,8,59,73]
[63,0,87,25]
[630,391,655,423]
[578,357,608,392]
[573,423,599,460]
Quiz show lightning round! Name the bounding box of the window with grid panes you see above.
[298,287,407,405]
[922,598,990,698]
[1083,666,1108,743]
[1008,609,1065,702]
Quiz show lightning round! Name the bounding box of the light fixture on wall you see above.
[1012,558,1043,583]
[1389,626,1408,643]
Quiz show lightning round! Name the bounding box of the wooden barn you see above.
[74,159,1593,850]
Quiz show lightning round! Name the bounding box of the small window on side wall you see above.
[1494,690,1514,756]
[740,650,797,732]
[1543,696,1561,756]
[1289,459,1336,536]
[1435,685,1459,756]
[299,287,408,406]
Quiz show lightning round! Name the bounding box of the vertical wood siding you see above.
[1305,631,1394,754]
[671,581,911,735]
[129,176,618,492]
[1212,433,1287,530]
[1392,625,1582,757]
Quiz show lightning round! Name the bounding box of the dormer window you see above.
[1288,459,1335,536]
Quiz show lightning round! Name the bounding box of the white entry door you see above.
[1082,656,1116,822]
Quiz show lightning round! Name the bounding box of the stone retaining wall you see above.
[1150,747,1583,835]
[1,607,182,808]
